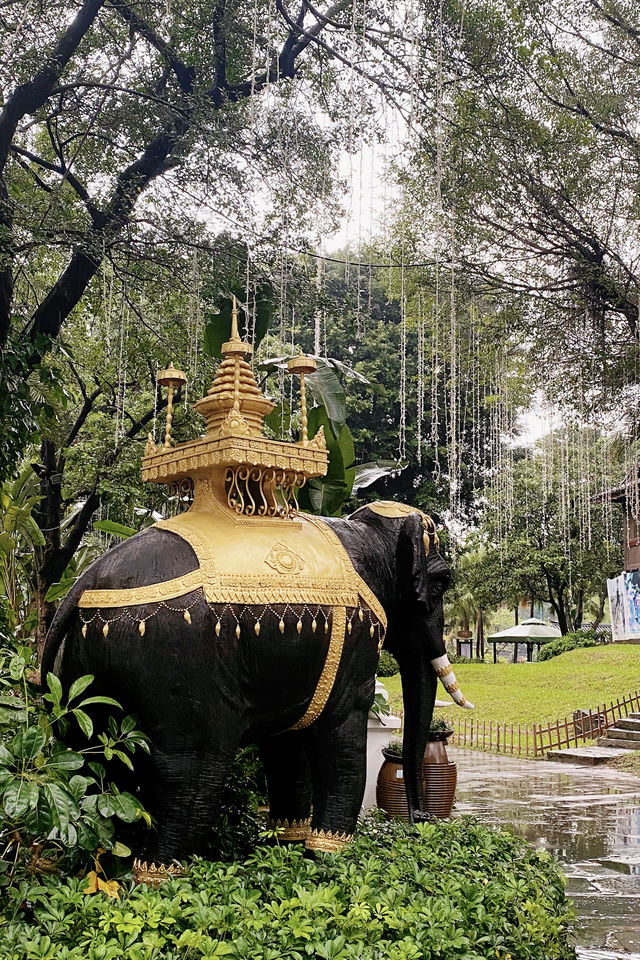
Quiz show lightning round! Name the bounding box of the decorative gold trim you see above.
[269,818,311,842]
[79,570,202,608]
[444,680,460,694]
[434,665,455,679]
[290,606,347,730]
[132,858,185,885]
[305,828,353,853]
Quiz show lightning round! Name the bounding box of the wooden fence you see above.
[448,690,640,758]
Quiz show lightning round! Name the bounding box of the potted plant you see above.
[376,718,457,820]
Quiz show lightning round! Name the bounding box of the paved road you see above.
[449,747,640,959]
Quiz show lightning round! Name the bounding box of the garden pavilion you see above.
[487,618,562,663]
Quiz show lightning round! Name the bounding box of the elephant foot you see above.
[268,817,311,843]
[132,858,186,886]
[305,828,353,854]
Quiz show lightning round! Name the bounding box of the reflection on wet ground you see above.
[449,747,640,959]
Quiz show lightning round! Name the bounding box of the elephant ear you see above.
[398,512,450,607]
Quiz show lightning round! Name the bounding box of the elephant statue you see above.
[42,322,473,868]
[42,499,472,865]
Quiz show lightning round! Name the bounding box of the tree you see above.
[0,0,415,477]
[408,0,640,415]
[480,434,623,634]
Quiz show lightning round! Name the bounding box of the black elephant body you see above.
[42,502,455,862]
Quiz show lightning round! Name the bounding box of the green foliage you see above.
[0,816,575,958]
[207,745,267,863]
[537,629,607,662]
[0,465,45,631]
[376,650,399,677]
[384,737,403,758]
[429,716,454,736]
[0,650,150,881]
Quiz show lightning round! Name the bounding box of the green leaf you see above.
[112,841,131,857]
[46,749,84,771]
[351,461,405,494]
[3,780,37,819]
[20,725,46,761]
[97,794,115,818]
[110,792,140,822]
[46,672,63,707]
[9,655,26,681]
[113,749,134,770]
[77,695,122,709]
[73,708,93,738]
[45,577,77,602]
[93,520,136,539]
[44,783,79,832]
[203,284,273,359]
[68,675,95,703]
[306,364,346,428]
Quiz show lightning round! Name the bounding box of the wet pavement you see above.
[449,747,640,959]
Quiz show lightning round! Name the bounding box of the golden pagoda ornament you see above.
[142,298,328,517]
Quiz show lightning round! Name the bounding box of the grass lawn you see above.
[382,645,640,726]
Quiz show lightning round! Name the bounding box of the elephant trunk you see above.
[430,654,475,710]
[399,647,437,823]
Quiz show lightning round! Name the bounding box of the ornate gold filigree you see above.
[132,858,185,885]
[269,818,311,842]
[289,606,347,730]
[264,542,305,575]
[305,828,353,853]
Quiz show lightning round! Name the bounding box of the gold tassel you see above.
[139,621,146,636]
[254,621,260,636]
[215,621,221,637]
[370,624,375,638]
[358,608,364,622]
[347,621,352,635]
[325,620,329,634]
[82,623,87,638]
[235,623,241,639]
[279,619,285,634]
[312,619,317,633]
[103,623,109,638]
[296,619,302,634]
[183,610,191,624]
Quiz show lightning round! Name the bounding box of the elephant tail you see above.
[40,579,86,687]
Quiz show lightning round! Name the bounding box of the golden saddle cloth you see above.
[78,501,386,730]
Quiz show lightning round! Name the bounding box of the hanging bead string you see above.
[79,601,385,645]
[79,595,201,638]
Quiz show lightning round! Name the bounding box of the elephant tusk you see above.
[430,654,475,710]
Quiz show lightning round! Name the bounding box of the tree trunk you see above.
[514,606,519,625]
[475,609,485,659]
[35,579,56,665]
[573,587,584,631]
[529,598,534,618]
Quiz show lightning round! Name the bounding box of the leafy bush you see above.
[376,650,399,677]
[207,745,267,862]
[448,653,486,664]
[0,646,150,881]
[537,629,607,662]
[0,816,575,959]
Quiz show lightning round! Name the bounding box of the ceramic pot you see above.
[376,738,457,820]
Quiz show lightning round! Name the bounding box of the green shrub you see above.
[377,650,399,676]
[0,645,150,882]
[538,629,607,661]
[448,653,486,664]
[0,816,575,959]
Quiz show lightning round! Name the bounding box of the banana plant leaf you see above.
[352,461,406,494]
[203,283,274,358]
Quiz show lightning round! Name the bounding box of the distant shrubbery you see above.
[538,629,608,662]
[449,653,486,664]
[376,650,399,676]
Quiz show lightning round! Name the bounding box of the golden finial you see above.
[288,350,317,447]
[157,362,187,449]
[221,295,252,357]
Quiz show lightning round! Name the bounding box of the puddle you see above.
[449,747,640,957]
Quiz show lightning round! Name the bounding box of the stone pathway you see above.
[449,747,640,959]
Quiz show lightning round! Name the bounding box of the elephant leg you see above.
[306,706,369,853]
[260,732,312,843]
[139,743,235,865]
